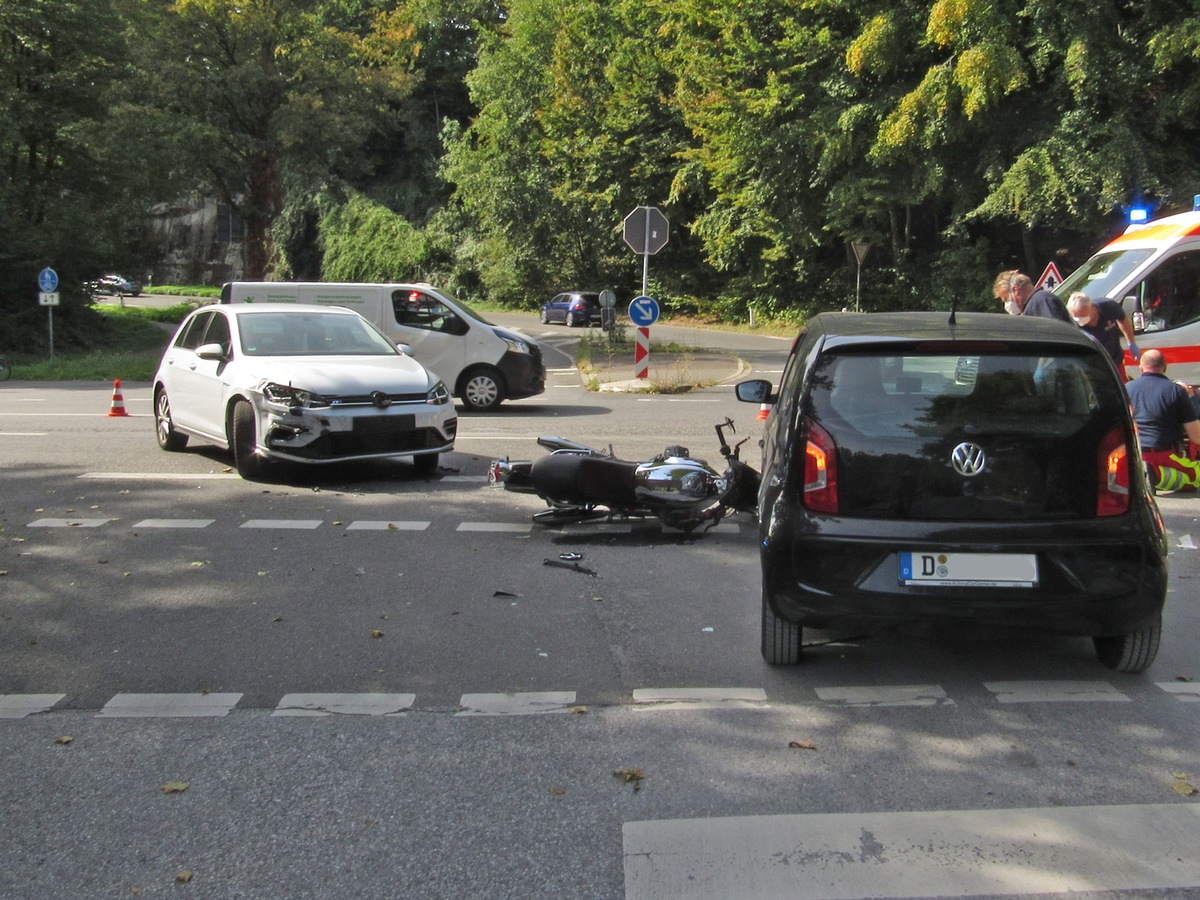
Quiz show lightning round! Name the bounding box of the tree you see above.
[140,0,419,279]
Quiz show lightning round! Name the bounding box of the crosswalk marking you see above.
[133,518,215,528]
[27,518,111,528]
[0,694,65,718]
[456,522,533,533]
[343,520,430,531]
[457,691,577,716]
[240,519,324,529]
[631,688,767,711]
[984,680,1130,703]
[1,681,1192,720]
[622,804,1200,899]
[272,693,416,717]
[97,693,243,718]
[815,685,952,707]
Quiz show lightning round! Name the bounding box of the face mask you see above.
[1004,299,1020,316]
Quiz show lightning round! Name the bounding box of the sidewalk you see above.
[584,350,747,392]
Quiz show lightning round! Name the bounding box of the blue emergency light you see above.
[1128,206,1149,223]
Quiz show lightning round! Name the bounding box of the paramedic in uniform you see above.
[1126,349,1200,492]
[1066,291,1140,378]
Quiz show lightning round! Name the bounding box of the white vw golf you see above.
[153,304,457,479]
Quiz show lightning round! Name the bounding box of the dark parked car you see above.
[540,291,602,327]
[88,274,142,296]
[736,311,1168,673]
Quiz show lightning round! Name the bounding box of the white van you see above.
[221,282,545,411]
[1057,210,1200,382]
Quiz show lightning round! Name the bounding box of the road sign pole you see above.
[48,308,54,362]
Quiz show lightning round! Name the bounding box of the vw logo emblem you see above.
[951,442,987,476]
[370,391,391,409]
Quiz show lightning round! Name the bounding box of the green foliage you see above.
[319,194,431,282]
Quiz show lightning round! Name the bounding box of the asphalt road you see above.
[2,322,1200,899]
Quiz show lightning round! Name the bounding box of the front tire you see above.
[1094,613,1161,673]
[459,367,504,412]
[762,588,802,665]
[231,400,264,480]
[155,389,188,451]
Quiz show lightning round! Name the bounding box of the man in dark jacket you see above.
[1008,273,1072,322]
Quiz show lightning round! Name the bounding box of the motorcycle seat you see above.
[531,453,638,504]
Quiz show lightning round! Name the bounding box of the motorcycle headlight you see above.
[426,380,451,405]
[261,382,329,408]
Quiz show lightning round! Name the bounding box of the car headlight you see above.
[502,337,530,354]
[427,380,451,405]
[261,382,329,408]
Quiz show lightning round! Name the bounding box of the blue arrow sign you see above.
[628,295,660,327]
[38,267,59,292]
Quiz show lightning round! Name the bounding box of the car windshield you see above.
[807,347,1126,519]
[237,312,399,356]
[1056,248,1155,300]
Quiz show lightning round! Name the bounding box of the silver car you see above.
[153,304,457,479]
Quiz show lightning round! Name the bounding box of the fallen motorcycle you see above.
[488,418,759,532]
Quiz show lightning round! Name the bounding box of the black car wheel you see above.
[155,389,188,451]
[1094,613,1161,673]
[539,309,549,324]
[761,587,802,665]
[460,367,504,411]
[231,400,264,479]
[566,311,577,327]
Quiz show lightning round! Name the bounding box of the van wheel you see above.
[459,368,504,411]
[1094,613,1161,673]
[762,588,802,665]
[231,400,264,480]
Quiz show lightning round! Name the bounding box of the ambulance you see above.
[1056,208,1200,382]
[221,281,545,411]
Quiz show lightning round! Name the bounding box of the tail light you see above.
[803,418,838,513]
[1097,424,1130,516]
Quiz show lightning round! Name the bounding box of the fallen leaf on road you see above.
[159,782,189,794]
[613,768,644,790]
[788,740,818,751]
[370,629,384,638]
[549,786,566,796]
[54,736,74,745]
[175,871,193,883]
[568,706,588,714]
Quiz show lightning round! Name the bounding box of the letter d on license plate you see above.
[899,552,1037,587]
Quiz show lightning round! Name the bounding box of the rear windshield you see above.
[806,348,1127,519]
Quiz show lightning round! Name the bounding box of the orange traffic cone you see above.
[756,402,771,421]
[107,379,129,417]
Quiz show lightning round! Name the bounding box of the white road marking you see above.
[98,693,242,718]
[272,693,415,717]
[27,518,111,528]
[815,685,953,707]
[635,397,721,403]
[80,472,236,480]
[133,518,215,529]
[457,691,577,716]
[1157,681,1200,701]
[631,688,768,711]
[0,694,64,718]
[0,432,47,436]
[344,520,430,531]
[1178,533,1197,549]
[984,680,1129,703]
[240,519,324,529]
[623,804,1200,899]
[0,412,151,417]
[457,522,533,533]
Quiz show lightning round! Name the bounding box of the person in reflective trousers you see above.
[1126,349,1200,492]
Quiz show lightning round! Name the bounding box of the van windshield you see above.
[1056,248,1154,301]
[439,291,494,326]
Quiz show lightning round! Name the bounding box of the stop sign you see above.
[623,206,670,255]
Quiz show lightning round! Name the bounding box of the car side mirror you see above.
[196,342,228,361]
[735,379,774,405]
[396,342,413,355]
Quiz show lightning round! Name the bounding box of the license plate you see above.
[899,552,1037,587]
[353,414,415,434]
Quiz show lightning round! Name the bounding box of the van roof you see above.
[1112,211,1200,246]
